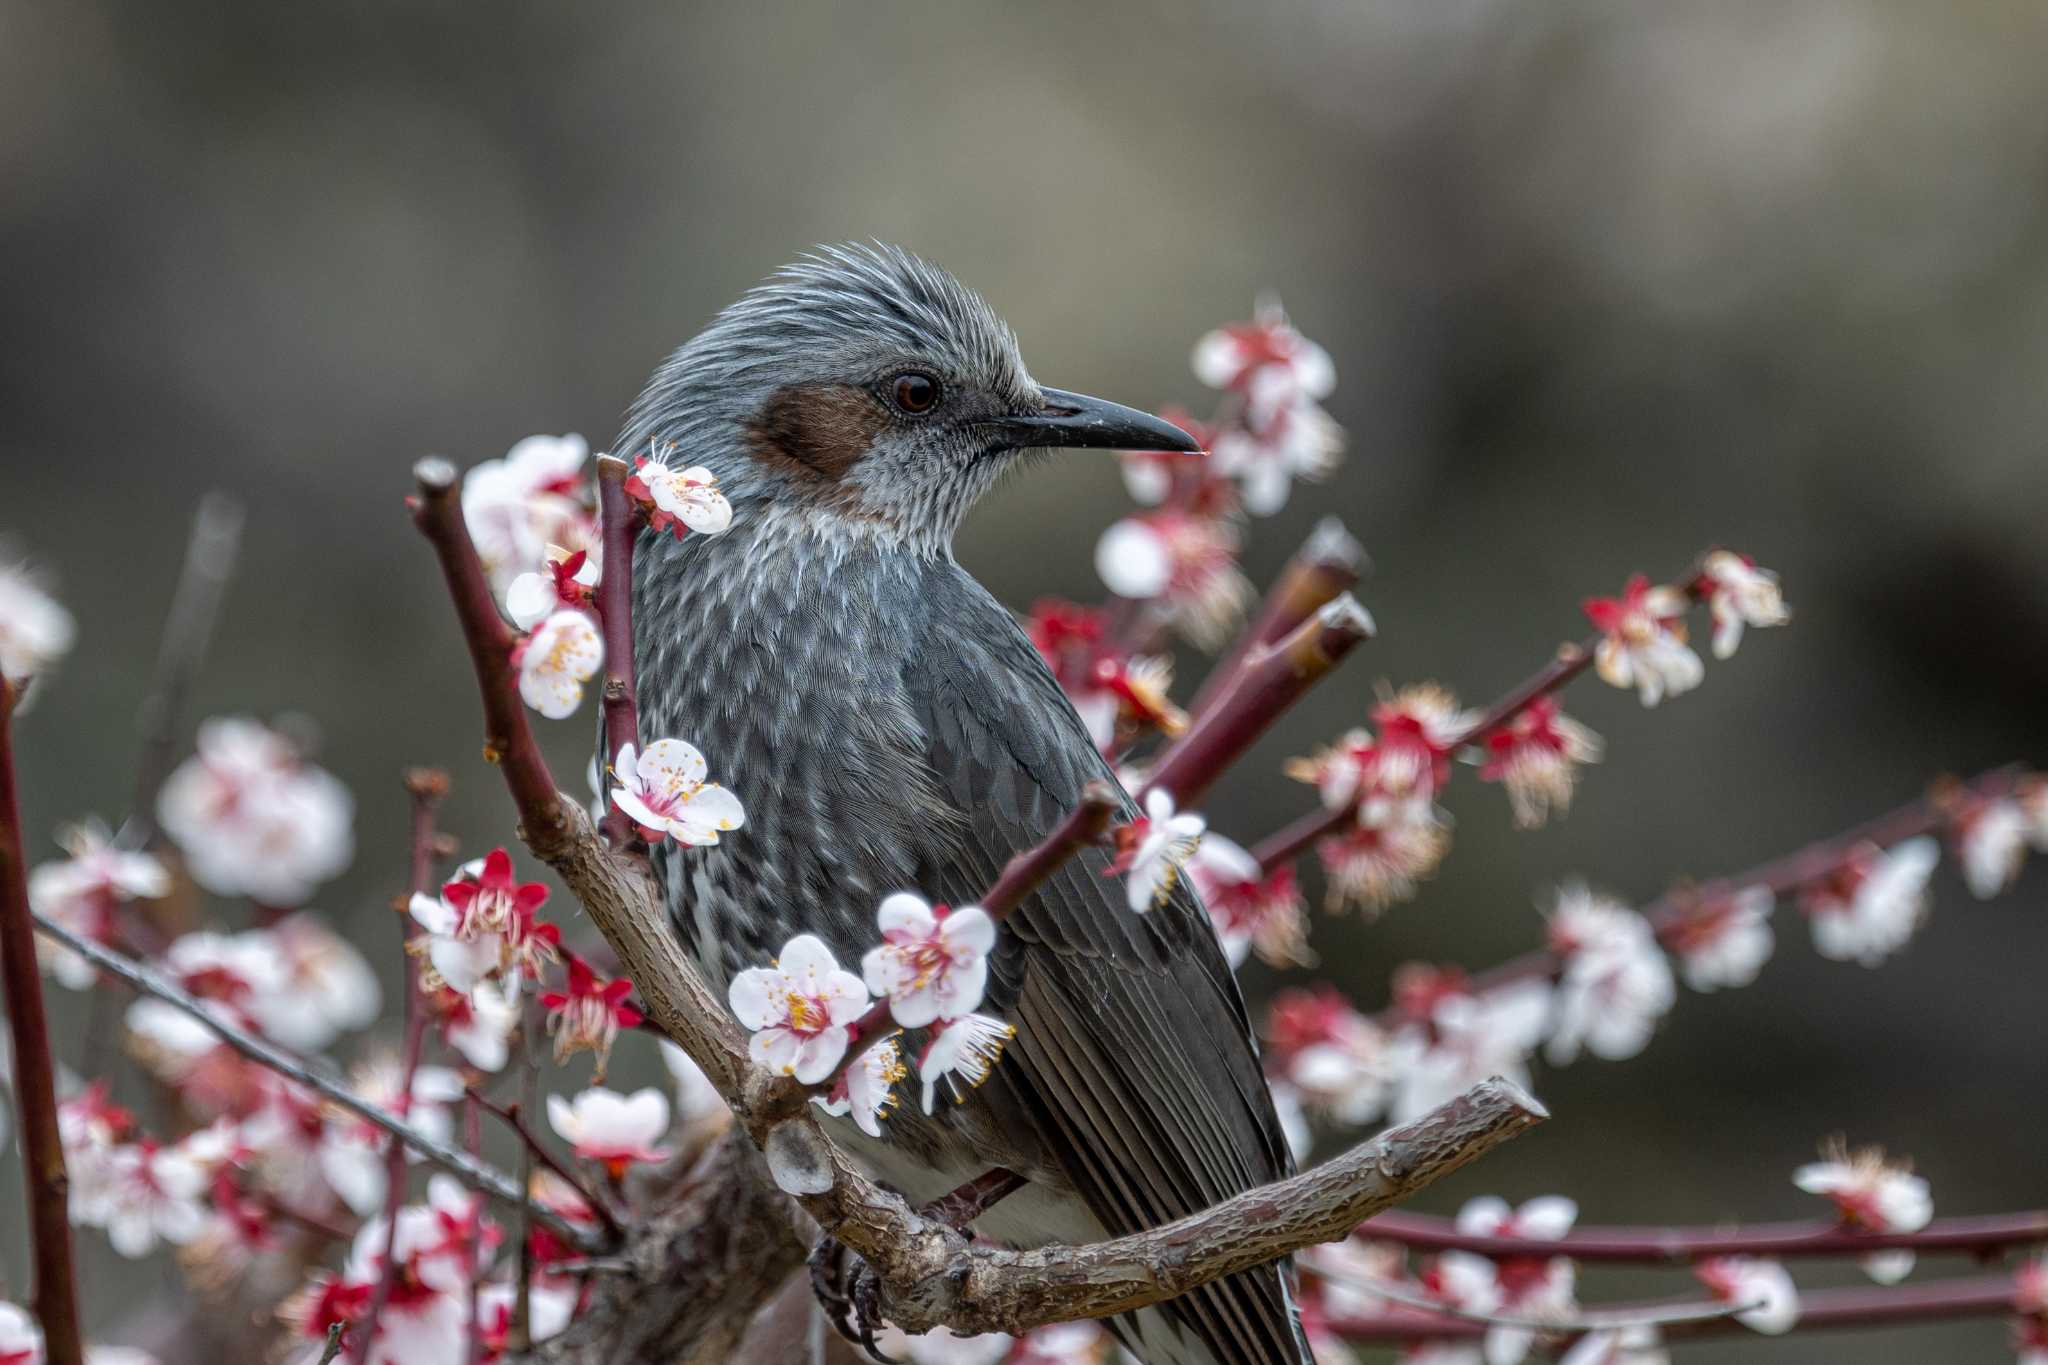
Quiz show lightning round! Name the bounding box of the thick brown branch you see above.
[1145,594,1375,809]
[1360,1207,2048,1262]
[409,458,571,848]
[26,909,594,1249]
[1187,517,1365,719]
[1,680,85,1365]
[593,455,644,852]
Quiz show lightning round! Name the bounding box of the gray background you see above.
[3,3,2045,1359]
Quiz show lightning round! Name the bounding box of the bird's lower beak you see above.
[985,387,1205,455]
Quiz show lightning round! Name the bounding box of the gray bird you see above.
[618,244,1310,1365]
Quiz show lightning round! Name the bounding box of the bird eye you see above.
[889,371,941,415]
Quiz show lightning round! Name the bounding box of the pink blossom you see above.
[1313,819,1449,916]
[1437,1196,1579,1365]
[540,952,643,1078]
[1386,969,1552,1123]
[1192,296,1336,420]
[431,979,521,1072]
[546,1086,674,1178]
[0,1302,43,1365]
[861,892,995,1027]
[1583,575,1703,707]
[1477,699,1603,830]
[1696,1255,1800,1334]
[728,934,871,1083]
[0,557,76,689]
[1025,599,1185,749]
[1210,397,1343,515]
[1187,833,1312,969]
[1663,886,1776,992]
[1700,551,1789,659]
[156,717,354,906]
[409,848,560,992]
[609,739,745,846]
[1265,986,1397,1128]
[1794,1141,1932,1283]
[27,820,170,989]
[515,609,603,719]
[505,544,600,630]
[1544,886,1675,1064]
[1093,511,1251,649]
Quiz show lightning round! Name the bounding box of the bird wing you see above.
[903,567,1307,1365]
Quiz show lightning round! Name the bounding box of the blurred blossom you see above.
[871,1324,1013,1365]
[1699,551,1789,659]
[1557,1326,1666,1365]
[1266,986,1399,1128]
[1011,1319,1109,1362]
[546,1086,673,1178]
[515,609,604,719]
[89,1136,214,1258]
[1388,971,1551,1123]
[1952,796,2028,900]
[505,544,598,630]
[0,555,76,692]
[460,434,594,596]
[1794,1140,1932,1283]
[1696,1255,1800,1334]
[1436,1197,1578,1365]
[1191,296,1336,420]
[157,717,354,906]
[1543,885,1676,1064]
[1314,819,1449,916]
[28,820,170,990]
[658,1039,730,1129]
[1187,832,1312,969]
[1799,836,1938,967]
[1476,699,1602,830]
[1664,886,1776,992]
[1026,598,1184,751]
[1583,576,1703,707]
[1210,396,1344,516]
[265,911,381,1051]
[1093,511,1251,649]
[0,1302,43,1365]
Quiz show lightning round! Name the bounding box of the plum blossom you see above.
[1292,686,1471,828]
[871,1325,1013,1365]
[1093,510,1251,649]
[1583,575,1703,707]
[1695,1255,1800,1334]
[28,820,170,989]
[1664,886,1776,992]
[1558,1327,1666,1365]
[2017,1258,2048,1365]
[918,1013,1016,1113]
[1026,599,1185,749]
[58,1083,133,1223]
[432,979,521,1071]
[1010,1320,1110,1363]
[0,1302,42,1365]
[1543,886,1676,1064]
[1386,969,1552,1124]
[262,911,381,1051]
[625,449,733,539]
[817,1035,904,1138]
[157,717,354,906]
[1315,819,1449,916]
[1192,296,1336,421]
[1800,837,1938,967]
[1210,398,1343,516]
[1700,551,1789,658]
[1265,987,1398,1127]
[516,609,603,719]
[1477,699,1603,830]
[546,1086,673,1178]
[1116,408,1209,506]
[88,1135,215,1258]
[608,739,745,846]
[505,544,599,630]
[862,892,995,1027]
[1953,796,2028,900]
[1436,1195,1579,1365]
[1188,832,1313,968]
[541,951,643,1078]
[476,1278,576,1355]
[1794,1141,1932,1284]
[0,557,76,690]
[408,848,560,993]
[728,934,871,1083]
[461,433,593,595]
[1110,789,1206,913]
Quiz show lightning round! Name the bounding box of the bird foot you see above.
[809,1232,890,1360]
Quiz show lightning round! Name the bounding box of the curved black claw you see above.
[809,1233,891,1360]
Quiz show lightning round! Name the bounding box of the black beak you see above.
[986,387,1205,455]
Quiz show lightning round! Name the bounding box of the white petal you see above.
[1095,521,1173,599]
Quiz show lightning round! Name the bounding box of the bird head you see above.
[615,242,1201,550]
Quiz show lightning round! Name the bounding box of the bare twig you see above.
[26,909,595,1248]
[316,1322,347,1365]
[1359,1206,2048,1262]
[1145,594,1374,809]
[122,492,244,850]
[1318,1269,1752,1334]
[1187,517,1365,720]
[508,1019,538,1354]
[354,770,449,1365]
[593,456,644,852]
[1,679,85,1365]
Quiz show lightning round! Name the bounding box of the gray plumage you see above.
[618,244,1311,1365]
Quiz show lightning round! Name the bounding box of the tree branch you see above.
[26,908,595,1249]
[1144,594,1375,809]
[1187,517,1365,720]
[1,679,85,1365]
[592,455,643,852]
[1358,1207,2048,1262]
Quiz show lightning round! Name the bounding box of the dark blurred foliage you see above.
[3,3,2045,1358]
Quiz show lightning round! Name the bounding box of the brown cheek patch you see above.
[745,382,890,485]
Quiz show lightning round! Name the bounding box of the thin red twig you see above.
[0,679,85,1365]
[593,455,644,852]
[467,1088,623,1240]
[1186,517,1364,720]
[353,768,449,1365]
[1358,1207,2048,1262]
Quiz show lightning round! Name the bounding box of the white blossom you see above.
[1584,576,1702,707]
[862,893,994,1028]
[1701,551,1789,659]
[918,1013,1015,1114]
[157,717,354,906]
[1116,789,1206,913]
[609,739,745,846]
[517,609,603,719]
[1957,798,2028,900]
[1544,887,1676,1064]
[817,1036,904,1139]
[1803,837,1939,968]
[1667,887,1776,992]
[1794,1142,1932,1283]
[545,1087,673,1176]
[0,558,76,690]
[461,434,593,595]
[728,935,871,1084]
[28,821,169,990]
[1696,1255,1800,1334]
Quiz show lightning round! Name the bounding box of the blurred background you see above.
[4,2,2046,1359]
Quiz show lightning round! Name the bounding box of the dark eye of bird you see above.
[889,370,940,415]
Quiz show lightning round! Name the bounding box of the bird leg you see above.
[810,1168,1026,1358]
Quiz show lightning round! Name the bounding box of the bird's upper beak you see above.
[985,387,1205,456]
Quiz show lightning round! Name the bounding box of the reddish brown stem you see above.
[981,780,1121,919]
[1324,1273,2022,1346]
[1187,517,1365,720]
[1359,1207,2048,1262]
[354,769,448,1365]
[1145,595,1375,809]
[468,1089,624,1240]
[0,680,85,1365]
[594,455,644,851]
[408,458,570,846]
